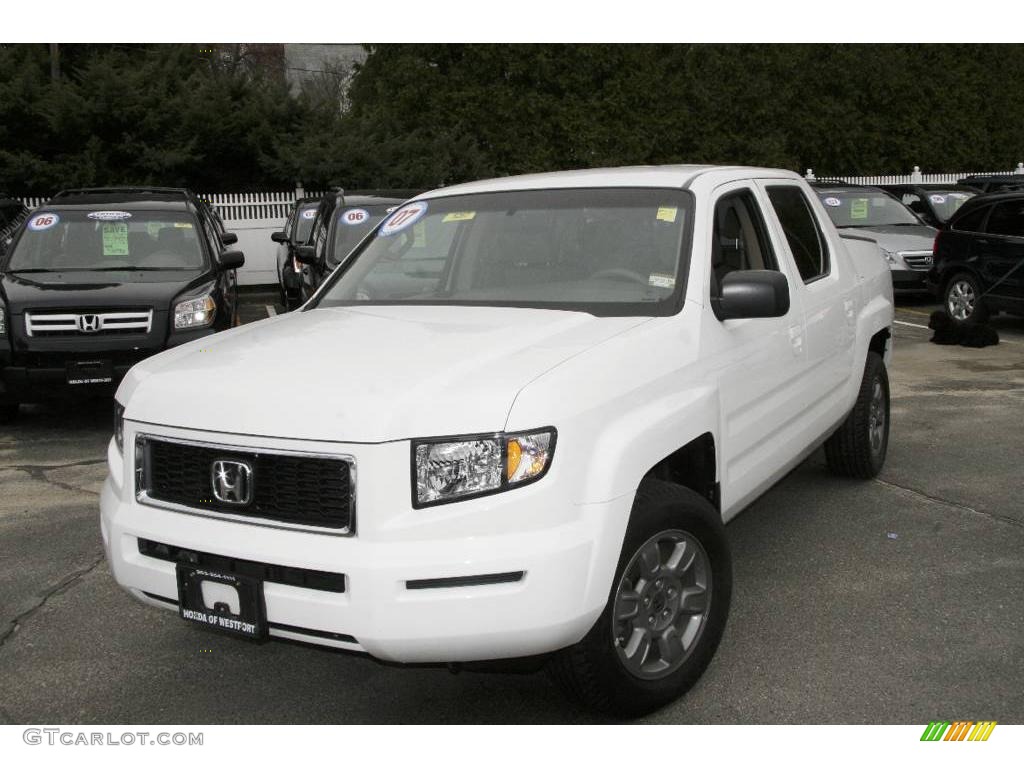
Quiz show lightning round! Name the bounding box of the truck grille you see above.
[137,436,354,533]
[25,309,153,336]
[900,251,934,271]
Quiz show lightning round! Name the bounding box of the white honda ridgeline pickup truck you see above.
[102,165,894,716]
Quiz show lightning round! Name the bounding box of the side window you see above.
[953,206,988,233]
[199,214,221,257]
[766,185,830,282]
[710,190,778,295]
[985,201,1024,238]
[314,217,330,260]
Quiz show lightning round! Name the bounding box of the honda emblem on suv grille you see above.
[77,314,101,333]
[211,460,254,505]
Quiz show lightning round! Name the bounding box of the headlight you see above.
[413,428,556,507]
[0,305,6,337]
[173,294,216,330]
[883,250,898,265]
[114,401,125,454]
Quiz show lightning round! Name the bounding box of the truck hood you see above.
[119,305,651,443]
[837,224,936,253]
[0,269,208,312]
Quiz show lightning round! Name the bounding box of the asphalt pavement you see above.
[0,294,1021,724]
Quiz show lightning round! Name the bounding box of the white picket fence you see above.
[15,165,1024,285]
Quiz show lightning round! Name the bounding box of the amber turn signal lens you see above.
[506,439,522,480]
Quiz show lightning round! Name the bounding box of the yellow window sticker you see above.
[648,273,675,289]
[850,198,869,220]
[656,207,678,223]
[443,211,476,222]
[102,223,129,257]
[173,222,193,229]
[413,221,427,248]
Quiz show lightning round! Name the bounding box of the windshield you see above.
[924,190,976,222]
[816,190,920,227]
[7,210,205,271]
[293,205,318,244]
[328,205,393,264]
[314,188,692,316]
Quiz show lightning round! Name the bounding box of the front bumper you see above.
[890,268,928,291]
[100,425,629,663]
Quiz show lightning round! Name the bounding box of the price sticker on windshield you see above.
[28,213,60,231]
[850,198,869,220]
[102,223,129,257]
[380,201,428,237]
[341,208,370,226]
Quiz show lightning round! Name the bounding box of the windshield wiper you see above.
[7,268,58,273]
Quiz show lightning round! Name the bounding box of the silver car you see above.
[813,184,936,291]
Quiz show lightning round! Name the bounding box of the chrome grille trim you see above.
[134,432,357,538]
[899,251,934,271]
[25,309,153,336]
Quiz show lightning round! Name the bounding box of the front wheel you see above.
[0,401,20,424]
[944,272,988,325]
[548,479,731,718]
[825,351,890,478]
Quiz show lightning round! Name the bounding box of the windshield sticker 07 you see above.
[850,198,869,220]
[28,213,60,231]
[341,208,370,226]
[443,211,476,222]
[930,194,947,204]
[823,197,841,207]
[102,223,129,256]
[656,207,678,223]
[87,210,132,221]
[380,201,428,236]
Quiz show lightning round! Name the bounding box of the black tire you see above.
[0,401,20,424]
[944,271,989,325]
[824,351,890,479]
[548,479,731,718]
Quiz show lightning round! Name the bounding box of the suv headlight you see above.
[114,401,125,454]
[882,249,898,265]
[413,428,556,507]
[0,304,6,337]
[173,294,216,330]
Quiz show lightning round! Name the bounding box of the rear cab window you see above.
[766,186,831,282]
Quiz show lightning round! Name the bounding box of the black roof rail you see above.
[51,186,194,199]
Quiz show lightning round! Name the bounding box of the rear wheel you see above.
[944,272,988,325]
[548,479,731,718]
[825,351,889,478]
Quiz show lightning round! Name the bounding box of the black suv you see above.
[928,191,1024,324]
[879,184,976,229]
[270,196,320,310]
[0,187,244,420]
[294,190,416,303]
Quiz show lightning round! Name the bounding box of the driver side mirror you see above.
[712,270,790,321]
[218,250,245,271]
[294,245,318,265]
[220,232,238,246]
[270,231,288,244]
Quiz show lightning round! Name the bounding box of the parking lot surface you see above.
[0,294,1021,724]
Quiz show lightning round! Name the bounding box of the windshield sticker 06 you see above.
[850,199,869,220]
[930,194,947,204]
[656,207,678,223]
[380,201,428,237]
[102,223,129,256]
[301,209,317,220]
[87,210,132,221]
[443,211,476,222]
[28,213,60,231]
[341,208,370,226]
[823,197,841,207]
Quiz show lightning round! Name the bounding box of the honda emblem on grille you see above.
[77,314,101,333]
[211,460,254,505]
